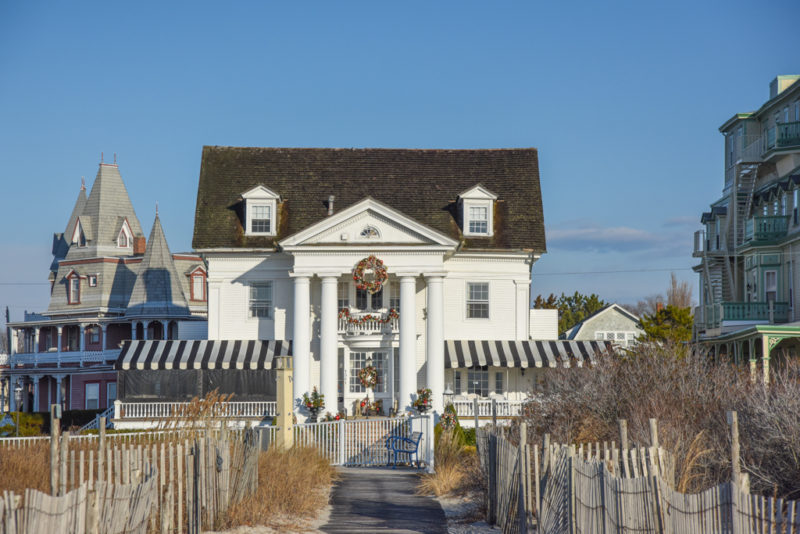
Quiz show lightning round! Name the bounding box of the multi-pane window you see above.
[107,383,117,405]
[85,383,99,410]
[467,368,489,396]
[192,274,205,301]
[454,371,462,395]
[595,331,638,347]
[349,351,388,393]
[338,282,349,310]
[389,282,400,311]
[495,372,504,394]
[765,271,777,303]
[468,206,488,234]
[68,277,80,304]
[466,282,489,319]
[371,288,383,310]
[249,282,272,318]
[88,327,100,344]
[355,288,368,310]
[250,205,271,233]
[393,348,400,396]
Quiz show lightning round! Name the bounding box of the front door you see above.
[345,350,393,415]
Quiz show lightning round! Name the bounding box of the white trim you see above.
[465,280,490,320]
[458,184,498,201]
[463,200,493,236]
[242,185,280,237]
[117,219,133,248]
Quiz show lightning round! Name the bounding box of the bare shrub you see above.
[418,429,483,498]
[0,442,49,493]
[223,447,336,530]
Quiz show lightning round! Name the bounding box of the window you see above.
[495,371,503,394]
[88,275,97,287]
[466,282,489,319]
[781,194,787,216]
[349,351,388,393]
[785,107,790,123]
[360,226,380,239]
[765,271,777,303]
[355,288,368,310]
[85,383,99,410]
[595,331,638,347]
[249,282,272,318]
[795,102,800,122]
[191,273,206,301]
[68,276,80,304]
[389,282,400,311]
[107,383,117,405]
[467,368,489,396]
[337,282,349,310]
[468,206,489,234]
[795,190,799,225]
[371,288,383,310]
[250,205,271,234]
[117,229,129,248]
[88,326,99,344]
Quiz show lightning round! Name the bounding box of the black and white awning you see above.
[444,340,613,369]
[115,340,292,371]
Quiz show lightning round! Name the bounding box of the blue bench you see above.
[385,431,423,469]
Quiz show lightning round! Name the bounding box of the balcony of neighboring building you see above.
[762,122,800,161]
[698,301,789,331]
[693,229,727,257]
[742,216,789,246]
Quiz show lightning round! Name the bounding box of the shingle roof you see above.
[193,147,546,252]
[51,186,87,271]
[126,215,190,317]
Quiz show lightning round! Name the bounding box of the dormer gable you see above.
[71,218,88,247]
[458,184,498,237]
[117,218,133,249]
[241,185,281,236]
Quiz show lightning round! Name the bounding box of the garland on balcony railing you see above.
[338,308,399,325]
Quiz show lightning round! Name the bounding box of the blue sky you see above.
[0,1,798,323]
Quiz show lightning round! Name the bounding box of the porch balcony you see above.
[451,398,524,419]
[10,348,120,367]
[692,230,705,257]
[701,301,789,329]
[338,309,399,335]
[743,216,789,244]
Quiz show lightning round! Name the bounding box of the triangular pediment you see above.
[280,197,458,248]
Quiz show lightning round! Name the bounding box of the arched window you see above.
[360,226,380,239]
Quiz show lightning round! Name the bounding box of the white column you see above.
[100,324,108,350]
[319,275,339,414]
[10,328,18,355]
[515,280,531,340]
[291,274,311,407]
[31,376,40,412]
[34,328,40,353]
[398,275,417,412]
[79,325,86,352]
[162,320,169,340]
[56,326,63,368]
[425,274,445,414]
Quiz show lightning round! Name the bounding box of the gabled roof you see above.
[562,303,642,340]
[126,215,190,317]
[193,147,546,252]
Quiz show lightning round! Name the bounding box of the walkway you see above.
[321,467,448,534]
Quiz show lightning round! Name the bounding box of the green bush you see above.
[0,412,46,437]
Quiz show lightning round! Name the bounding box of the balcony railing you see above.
[778,122,800,149]
[744,216,789,244]
[116,401,277,420]
[338,310,399,335]
[10,349,120,367]
[451,399,524,418]
[693,230,705,256]
[701,301,789,329]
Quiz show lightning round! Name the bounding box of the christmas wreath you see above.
[358,365,379,389]
[352,255,388,294]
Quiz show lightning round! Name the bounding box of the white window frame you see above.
[117,220,133,249]
[191,273,206,301]
[463,200,493,236]
[242,185,280,237]
[68,276,81,304]
[85,383,100,410]
[765,270,777,303]
[466,281,490,319]
[88,275,97,287]
[249,281,273,319]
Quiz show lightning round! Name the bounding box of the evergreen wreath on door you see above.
[352,255,388,294]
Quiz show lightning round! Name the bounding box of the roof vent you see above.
[327,195,335,216]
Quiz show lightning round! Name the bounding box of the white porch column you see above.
[291,274,311,406]
[54,374,64,407]
[398,275,417,412]
[10,328,18,356]
[319,275,339,413]
[79,325,86,352]
[56,326,63,367]
[31,376,40,412]
[425,274,445,414]
[34,327,40,353]
[161,320,169,340]
[100,324,108,350]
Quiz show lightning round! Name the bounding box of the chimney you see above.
[656,302,664,313]
[327,195,335,216]
[770,75,800,99]
[133,236,146,255]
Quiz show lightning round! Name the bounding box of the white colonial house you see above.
[115,147,610,422]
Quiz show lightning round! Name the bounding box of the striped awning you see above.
[444,340,613,369]
[115,340,292,371]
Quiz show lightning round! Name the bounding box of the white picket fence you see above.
[258,416,434,470]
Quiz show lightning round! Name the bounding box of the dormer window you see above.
[242,185,280,237]
[458,184,497,237]
[67,273,81,304]
[117,219,133,248]
[72,219,87,247]
[189,267,207,301]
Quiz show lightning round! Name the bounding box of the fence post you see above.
[59,430,70,496]
[649,418,659,449]
[618,419,628,451]
[488,432,497,525]
[50,404,60,495]
[338,418,346,466]
[727,410,741,488]
[568,447,576,534]
[473,397,479,430]
[491,398,497,429]
[519,422,528,533]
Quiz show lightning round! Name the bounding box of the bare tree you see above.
[666,272,693,308]
[627,293,663,317]
[0,330,6,354]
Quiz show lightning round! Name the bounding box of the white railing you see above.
[79,406,115,432]
[338,311,399,335]
[117,401,277,420]
[10,349,120,367]
[451,399,525,418]
[0,353,8,366]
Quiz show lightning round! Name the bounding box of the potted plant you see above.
[302,387,325,422]
[412,388,432,414]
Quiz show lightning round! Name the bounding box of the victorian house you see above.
[0,161,207,413]
[694,75,800,382]
[129,146,608,419]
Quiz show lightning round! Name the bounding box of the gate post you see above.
[338,418,346,466]
[275,356,294,451]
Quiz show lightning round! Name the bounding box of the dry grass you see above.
[0,443,50,493]
[222,447,337,530]
[418,430,483,498]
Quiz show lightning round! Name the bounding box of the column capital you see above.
[422,272,447,280]
[289,272,313,280]
[318,272,341,282]
[396,272,419,280]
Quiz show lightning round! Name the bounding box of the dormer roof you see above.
[241,184,281,200]
[458,184,498,200]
